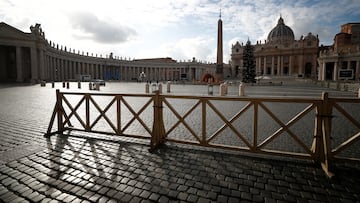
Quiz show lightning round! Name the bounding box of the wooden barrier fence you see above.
[45,89,360,177]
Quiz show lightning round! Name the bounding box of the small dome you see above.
[304,32,317,41]
[267,17,295,43]
[233,41,241,47]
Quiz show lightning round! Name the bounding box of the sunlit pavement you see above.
[0,81,359,202]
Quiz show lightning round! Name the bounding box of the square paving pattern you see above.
[0,83,359,202]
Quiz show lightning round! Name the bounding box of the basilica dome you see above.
[267,17,295,43]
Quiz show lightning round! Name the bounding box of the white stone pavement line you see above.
[0,144,46,164]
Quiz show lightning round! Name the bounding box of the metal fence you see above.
[45,90,360,177]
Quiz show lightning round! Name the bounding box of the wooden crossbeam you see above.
[62,94,86,129]
[257,102,315,156]
[206,100,253,148]
[89,96,117,133]
[163,98,202,143]
[121,96,153,135]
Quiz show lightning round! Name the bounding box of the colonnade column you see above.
[39,50,45,80]
[334,61,339,81]
[45,56,49,80]
[64,59,68,80]
[277,56,281,76]
[91,63,95,79]
[16,46,23,82]
[95,64,99,79]
[68,60,71,79]
[320,61,325,81]
[49,57,53,81]
[100,64,103,80]
[61,59,65,81]
[280,56,284,75]
[30,47,38,82]
[263,57,266,75]
[298,55,304,76]
[271,56,275,75]
[289,56,293,76]
[356,61,360,81]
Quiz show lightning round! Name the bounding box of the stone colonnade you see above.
[0,22,214,83]
[44,47,209,82]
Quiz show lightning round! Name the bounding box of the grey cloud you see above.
[70,12,137,44]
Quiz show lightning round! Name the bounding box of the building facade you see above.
[0,22,215,83]
[318,23,360,81]
[231,17,319,79]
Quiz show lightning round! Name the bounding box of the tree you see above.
[242,40,256,83]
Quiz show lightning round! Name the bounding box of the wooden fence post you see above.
[150,90,166,151]
[311,99,323,161]
[201,98,206,145]
[314,92,334,177]
[45,89,61,137]
[85,93,90,131]
[56,89,64,133]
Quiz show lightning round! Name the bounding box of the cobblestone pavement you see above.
[0,82,359,202]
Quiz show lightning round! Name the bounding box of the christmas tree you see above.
[242,40,256,83]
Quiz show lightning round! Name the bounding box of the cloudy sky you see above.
[1,0,359,63]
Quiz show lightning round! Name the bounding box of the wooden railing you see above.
[46,90,154,140]
[45,90,360,177]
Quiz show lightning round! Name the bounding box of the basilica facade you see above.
[231,17,319,79]
[0,22,215,83]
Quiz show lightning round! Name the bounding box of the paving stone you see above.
[88,192,102,202]
[129,196,142,203]
[150,186,160,193]
[265,184,277,192]
[197,197,211,203]
[112,191,126,200]
[185,179,195,187]
[30,193,46,202]
[40,197,52,203]
[238,185,249,193]
[300,191,313,199]
[196,190,207,198]
[271,192,284,200]
[177,192,188,201]
[139,190,151,199]
[231,190,241,197]
[158,195,170,203]
[120,194,133,202]
[187,187,197,195]
[0,190,16,202]
[177,185,188,192]
[264,197,276,203]
[252,194,264,202]
[47,188,61,198]
[20,187,34,197]
[229,197,241,203]
[97,196,110,203]
[63,194,77,202]
[187,194,199,203]
[148,193,160,202]
[124,186,135,194]
[131,188,143,196]
[106,188,118,197]
[228,182,238,190]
